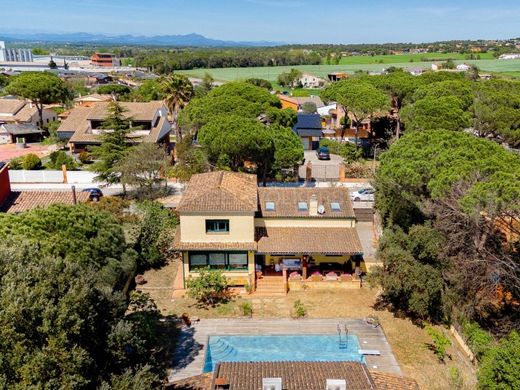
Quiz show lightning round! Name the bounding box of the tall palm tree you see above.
[159,74,194,141]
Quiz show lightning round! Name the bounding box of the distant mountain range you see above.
[0,32,284,47]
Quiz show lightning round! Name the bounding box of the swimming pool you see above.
[203,334,365,372]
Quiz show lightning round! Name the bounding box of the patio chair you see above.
[310,274,323,282]
[325,271,339,281]
[340,273,353,282]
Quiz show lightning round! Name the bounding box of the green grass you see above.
[177,58,520,83]
[331,52,494,65]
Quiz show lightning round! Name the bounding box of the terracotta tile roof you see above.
[0,98,26,115]
[74,94,113,103]
[255,226,363,255]
[86,101,165,121]
[60,101,170,145]
[212,361,377,390]
[294,95,325,108]
[167,373,213,390]
[277,94,299,105]
[177,171,258,213]
[173,229,256,251]
[258,187,355,218]
[1,191,90,213]
[370,371,419,390]
[57,106,91,136]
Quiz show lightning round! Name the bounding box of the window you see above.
[265,201,275,211]
[206,219,229,233]
[228,253,248,270]
[298,202,308,211]
[188,252,248,271]
[331,202,341,211]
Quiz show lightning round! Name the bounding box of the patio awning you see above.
[255,227,363,255]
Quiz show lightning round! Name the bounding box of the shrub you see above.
[426,326,451,362]
[186,267,228,305]
[239,302,253,317]
[293,299,306,318]
[21,153,42,170]
[8,157,23,170]
[461,321,493,361]
[478,331,520,390]
[78,151,92,164]
[48,150,76,170]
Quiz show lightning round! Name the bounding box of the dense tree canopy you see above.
[0,205,165,388]
[178,81,302,182]
[373,130,520,336]
[6,71,72,127]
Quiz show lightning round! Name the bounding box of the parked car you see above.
[82,188,103,201]
[350,187,375,202]
[316,146,330,160]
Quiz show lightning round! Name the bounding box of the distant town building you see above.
[298,73,325,88]
[90,52,121,67]
[0,41,33,62]
[499,53,520,60]
[456,63,471,71]
[327,72,348,82]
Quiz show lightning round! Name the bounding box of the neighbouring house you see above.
[293,113,322,150]
[90,53,120,67]
[0,163,89,213]
[86,74,114,85]
[407,67,425,76]
[174,171,364,290]
[318,102,347,131]
[456,63,471,71]
[327,72,348,82]
[56,101,171,152]
[0,98,57,143]
[277,95,325,113]
[208,361,419,390]
[298,73,326,88]
[74,94,113,107]
[0,123,44,144]
[293,96,325,110]
[277,94,299,111]
[499,53,520,60]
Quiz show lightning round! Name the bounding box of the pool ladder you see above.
[337,323,349,349]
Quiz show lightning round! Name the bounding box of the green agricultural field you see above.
[177,58,520,83]
[332,52,494,65]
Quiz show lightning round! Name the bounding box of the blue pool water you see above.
[203,334,365,372]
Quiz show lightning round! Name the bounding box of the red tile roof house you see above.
[0,98,57,144]
[174,171,364,294]
[56,101,171,153]
[0,162,89,213]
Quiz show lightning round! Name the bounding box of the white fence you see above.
[9,170,97,184]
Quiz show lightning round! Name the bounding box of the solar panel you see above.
[298,202,308,211]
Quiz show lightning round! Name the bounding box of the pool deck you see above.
[169,318,402,382]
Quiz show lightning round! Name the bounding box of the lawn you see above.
[333,52,494,65]
[177,58,520,83]
[141,261,477,390]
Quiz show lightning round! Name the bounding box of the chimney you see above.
[262,378,282,390]
[71,185,77,205]
[309,194,318,216]
[326,379,346,390]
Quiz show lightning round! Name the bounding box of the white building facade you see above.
[0,41,34,62]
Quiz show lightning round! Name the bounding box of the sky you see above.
[1,0,519,44]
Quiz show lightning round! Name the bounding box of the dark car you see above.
[316,146,331,160]
[82,188,103,201]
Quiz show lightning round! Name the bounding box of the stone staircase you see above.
[254,276,286,296]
